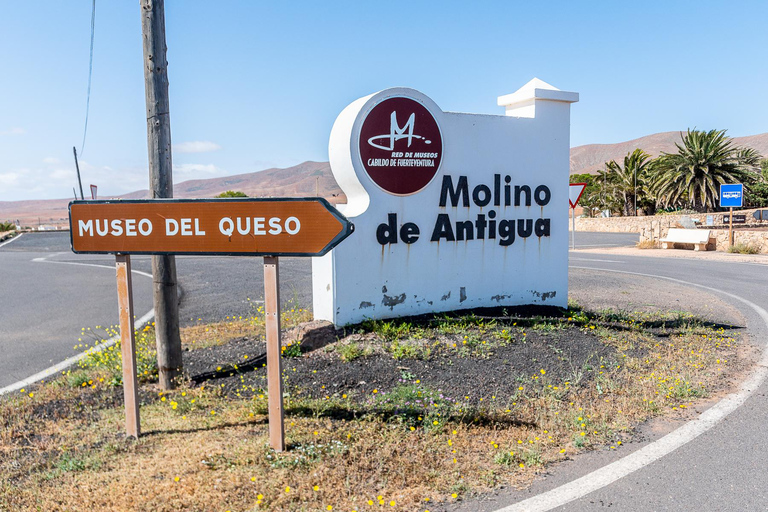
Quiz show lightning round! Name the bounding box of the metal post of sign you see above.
[729,207,734,249]
[571,207,576,250]
[263,256,285,452]
[72,147,85,201]
[115,254,140,438]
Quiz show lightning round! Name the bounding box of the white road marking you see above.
[569,258,621,263]
[569,243,626,247]
[495,266,768,512]
[0,253,155,396]
[0,232,23,248]
[33,253,153,278]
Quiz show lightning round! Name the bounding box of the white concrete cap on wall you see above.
[313,81,578,326]
[498,78,580,118]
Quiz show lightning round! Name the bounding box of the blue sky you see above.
[1,1,767,201]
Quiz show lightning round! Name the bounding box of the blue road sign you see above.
[720,183,743,208]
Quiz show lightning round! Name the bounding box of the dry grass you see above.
[636,240,660,249]
[181,300,312,350]
[727,243,760,255]
[0,309,746,511]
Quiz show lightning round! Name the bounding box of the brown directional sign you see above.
[69,198,353,256]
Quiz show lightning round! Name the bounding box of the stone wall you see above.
[572,208,768,253]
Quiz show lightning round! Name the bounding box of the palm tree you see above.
[593,167,621,215]
[602,149,652,216]
[651,129,761,212]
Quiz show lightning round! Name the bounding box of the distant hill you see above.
[570,131,768,175]
[119,161,343,200]
[0,161,345,228]
[4,132,768,227]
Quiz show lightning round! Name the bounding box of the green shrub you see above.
[215,190,247,198]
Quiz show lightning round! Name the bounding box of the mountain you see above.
[570,131,768,175]
[119,161,343,200]
[4,132,768,227]
[0,161,345,228]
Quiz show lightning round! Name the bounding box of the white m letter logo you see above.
[368,111,427,151]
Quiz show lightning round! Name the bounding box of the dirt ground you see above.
[178,265,747,411]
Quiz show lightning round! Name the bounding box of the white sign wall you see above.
[313,79,578,326]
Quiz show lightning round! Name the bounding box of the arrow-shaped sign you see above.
[69,198,353,257]
[569,183,587,208]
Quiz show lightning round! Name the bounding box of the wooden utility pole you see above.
[140,0,182,389]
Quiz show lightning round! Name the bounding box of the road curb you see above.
[0,231,21,247]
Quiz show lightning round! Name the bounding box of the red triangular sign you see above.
[569,183,587,208]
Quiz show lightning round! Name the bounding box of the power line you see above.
[80,0,96,157]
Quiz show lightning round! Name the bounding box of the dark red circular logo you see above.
[359,96,443,195]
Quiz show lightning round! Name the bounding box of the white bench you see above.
[660,228,713,251]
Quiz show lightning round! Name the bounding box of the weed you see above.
[362,319,414,341]
[66,370,91,388]
[371,383,458,430]
[432,313,488,334]
[388,339,429,360]
[74,323,158,383]
[728,243,760,254]
[43,452,102,480]
[494,328,514,344]
[667,380,706,400]
[266,440,348,468]
[281,340,302,358]
[449,480,470,496]
[532,319,565,332]
[493,450,516,466]
[569,310,590,324]
[337,342,369,362]
[519,446,543,467]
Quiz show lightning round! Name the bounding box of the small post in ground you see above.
[116,254,140,438]
[264,256,285,451]
[729,206,734,249]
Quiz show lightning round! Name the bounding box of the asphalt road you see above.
[570,231,638,249]
[0,232,312,388]
[545,255,768,512]
[450,253,768,512]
